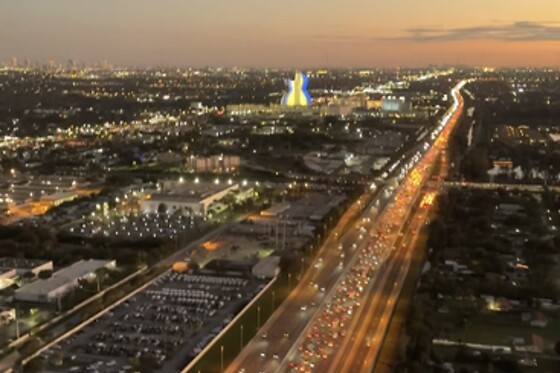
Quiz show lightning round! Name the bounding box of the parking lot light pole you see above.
[15,303,20,339]
[220,345,224,373]
[257,306,261,329]
[288,273,292,289]
[240,324,244,349]
[271,291,276,310]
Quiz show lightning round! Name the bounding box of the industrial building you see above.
[14,259,116,303]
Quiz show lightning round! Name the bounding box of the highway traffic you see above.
[309,81,465,373]
[226,80,466,373]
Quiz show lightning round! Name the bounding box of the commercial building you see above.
[40,191,79,207]
[226,103,316,117]
[185,155,240,173]
[282,72,312,107]
[0,269,17,291]
[252,256,281,278]
[381,96,413,113]
[0,306,15,325]
[260,202,291,218]
[141,180,240,216]
[0,175,85,205]
[0,258,54,290]
[14,259,116,303]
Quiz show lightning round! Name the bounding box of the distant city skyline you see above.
[2,0,560,68]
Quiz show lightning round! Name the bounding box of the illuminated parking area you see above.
[47,271,265,373]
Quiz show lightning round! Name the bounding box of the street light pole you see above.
[271,291,276,310]
[220,345,224,373]
[15,303,20,339]
[288,273,292,289]
[257,306,261,329]
[240,324,244,349]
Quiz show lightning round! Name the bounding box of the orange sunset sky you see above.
[1,0,560,67]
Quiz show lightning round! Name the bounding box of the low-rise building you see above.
[14,259,116,303]
[0,306,15,325]
[0,269,17,291]
[252,256,281,278]
[0,257,54,291]
[185,155,240,173]
[40,191,79,207]
[260,203,290,218]
[141,180,239,216]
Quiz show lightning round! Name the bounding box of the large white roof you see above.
[15,259,114,296]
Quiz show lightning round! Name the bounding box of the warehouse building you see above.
[14,259,116,303]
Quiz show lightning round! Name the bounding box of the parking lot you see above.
[66,212,200,240]
[44,271,266,373]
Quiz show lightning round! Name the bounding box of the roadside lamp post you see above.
[220,345,224,373]
[288,273,292,289]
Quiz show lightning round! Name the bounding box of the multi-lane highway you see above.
[226,80,466,373]
[325,185,437,373]
[316,82,465,373]
[226,187,395,373]
[294,81,464,373]
[443,180,560,193]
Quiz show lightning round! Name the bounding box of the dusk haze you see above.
[1,1,560,373]
[2,0,560,67]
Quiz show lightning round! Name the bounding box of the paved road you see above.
[270,81,465,373]
[330,191,433,373]
[225,189,392,373]
[227,81,466,373]
[3,215,248,373]
[443,180,560,193]
[326,82,465,373]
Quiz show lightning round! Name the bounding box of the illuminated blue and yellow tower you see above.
[281,72,312,107]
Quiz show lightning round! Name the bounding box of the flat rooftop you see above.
[52,259,114,280]
[0,257,51,270]
[15,260,114,297]
[151,180,239,201]
[261,193,346,221]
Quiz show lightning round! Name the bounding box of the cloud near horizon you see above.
[311,21,560,43]
[399,21,560,42]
